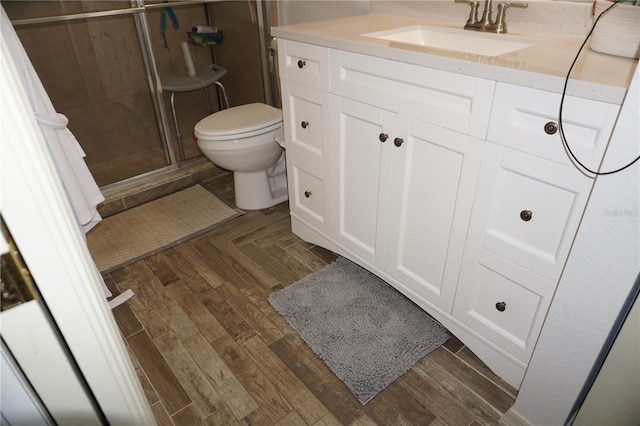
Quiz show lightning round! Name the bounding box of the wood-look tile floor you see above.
[105,172,517,426]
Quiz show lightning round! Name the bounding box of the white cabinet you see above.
[279,40,331,233]
[453,243,555,362]
[486,83,619,169]
[453,84,619,364]
[278,39,330,91]
[386,119,484,314]
[277,40,620,388]
[328,95,485,312]
[467,143,594,281]
[326,50,492,313]
[329,50,495,139]
[327,96,394,269]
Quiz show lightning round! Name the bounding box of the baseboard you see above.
[500,408,532,426]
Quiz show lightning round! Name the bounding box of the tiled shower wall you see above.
[205,0,267,108]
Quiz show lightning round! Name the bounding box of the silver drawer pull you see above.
[520,210,533,221]
[301,121,309,129]
[297,60,306,69]
[495,301,507,312]
[304,191,312,198]
[379,133,388,142]
[544,121,558,135]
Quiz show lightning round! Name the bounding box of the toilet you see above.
[194,103,288,210]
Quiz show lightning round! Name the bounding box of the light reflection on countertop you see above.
[272,14,638,104]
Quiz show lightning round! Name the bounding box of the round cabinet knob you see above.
[394,137,404,147]
[520,210,533,222]
[495,301,507,312]
[379,133,389,142]
[301,121,309,129]
[297,60,306,69]
[304,191,312,198]
[544,121,558,135]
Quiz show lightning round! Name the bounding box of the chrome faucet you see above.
[464,0,528,34]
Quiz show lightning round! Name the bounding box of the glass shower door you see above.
[3,1,171,187]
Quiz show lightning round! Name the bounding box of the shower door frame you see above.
[9,0,277,195]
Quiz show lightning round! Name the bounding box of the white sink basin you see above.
[362,25,544,57]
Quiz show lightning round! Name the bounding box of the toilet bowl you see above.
[194,103,288,210]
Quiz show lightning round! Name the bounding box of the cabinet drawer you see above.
[330,49,494,138]
[468,144,593,281]
[281,82,327,176]
[487,83,619,167]
[453,243,554,363]
[278,39,329,90]
[290,166,325,230]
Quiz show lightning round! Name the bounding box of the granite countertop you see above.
[272,14,638,104]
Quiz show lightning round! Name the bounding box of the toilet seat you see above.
[195,103,282,141]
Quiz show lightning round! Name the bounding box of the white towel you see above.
[2,6,110,297]
[1,7,105,233]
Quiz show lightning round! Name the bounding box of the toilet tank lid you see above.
[195,103,282,137]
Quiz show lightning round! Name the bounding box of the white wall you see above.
[277,0,369,25]
[573,292,640,425]
[508,63,640,425]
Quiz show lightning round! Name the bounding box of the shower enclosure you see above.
[3,0,277,191]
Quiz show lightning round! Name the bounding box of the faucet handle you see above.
[464,0,481,30]
[490,2,528,33]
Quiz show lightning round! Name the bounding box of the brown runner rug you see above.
[88,184,242,274]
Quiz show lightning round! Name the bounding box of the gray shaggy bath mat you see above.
[268,256,450,404]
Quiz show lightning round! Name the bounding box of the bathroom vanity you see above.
[273,14,636,388]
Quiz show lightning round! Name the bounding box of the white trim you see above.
[2,301,99,424]
[1,343,54,425]
[1,25,154,425]
[500,408,533,426]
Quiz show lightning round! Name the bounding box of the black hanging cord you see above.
[559,0,640,176]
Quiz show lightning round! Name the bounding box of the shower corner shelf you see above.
[188,30,223,47]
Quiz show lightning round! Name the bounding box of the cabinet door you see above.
[281,81,329,177]
[280,79,330,233]
[330,49,495,139]
[329,96,395,268]
[487,82,618,168]
[468,143,593,281]
[289,166,325,231]
[386,117,483,313]
[277,39,329,91]
[453,242,555,364]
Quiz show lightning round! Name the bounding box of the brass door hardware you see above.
[1,221,36,311]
